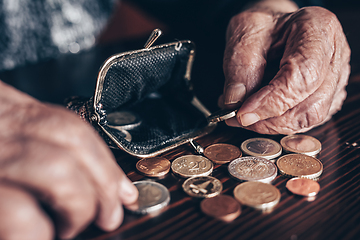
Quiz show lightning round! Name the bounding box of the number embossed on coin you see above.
[228,156,277,183]
[171,155,213,178]
[241,138,282,160]
[182,176,223,198]
[276,154,323,179]
[200,195,241,222]
[136,157,171,177]
[204,143,242,164]
[126,181,170,214]
[281,135,322,157]
[233,181,280,210]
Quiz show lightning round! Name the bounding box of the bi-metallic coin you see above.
[126,181,170,215]
[200,195,241,222]
[136,157,171,177]
[241,138,282,161]
[280,134,322,157]
[233,181,281,211]
[171,155,213,178]
[228,156,277,183]
[276,154,323,180]
[204,143,242,164]
[182,176,223,198]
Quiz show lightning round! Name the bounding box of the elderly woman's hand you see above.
[220,0,351,135]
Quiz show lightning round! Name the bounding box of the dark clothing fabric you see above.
[0,0,115,71]
[0,0,319,72]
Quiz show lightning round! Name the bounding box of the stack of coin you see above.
[280,134,321,157]
[136,157,171,177]
[171,155,213,178]
[182,176,223,198]
[276,154,323,180]
[233,181,281,212]
[241,138,282,162]
[200,195,241,222]
[126,181,170,215]
[228,156,277,183]
[203,143,242,165]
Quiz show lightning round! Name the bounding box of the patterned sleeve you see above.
[0,0,116,71]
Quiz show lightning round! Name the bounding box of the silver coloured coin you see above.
[228,156,277,183]
[107,111,142,130]
[127,181,170,215]
[241,138,282,160]
[207,109,237,123]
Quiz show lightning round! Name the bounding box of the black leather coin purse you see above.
[66,30,216,157]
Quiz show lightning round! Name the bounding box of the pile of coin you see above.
[129,133,323,220]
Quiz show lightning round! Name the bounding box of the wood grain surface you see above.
[76,74,360,240]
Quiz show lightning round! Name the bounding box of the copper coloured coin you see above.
[204,143,242,164]
[136,157,171,177]
[200,195,241,222]
[286,178,320,197]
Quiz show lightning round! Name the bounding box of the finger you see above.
[236,7,341,127]
[18,106,138,231]
[239,57,350,135]
[1,140,97,239]
[63,123,138,230]
[0,183,54,240]
[222,12,276,106]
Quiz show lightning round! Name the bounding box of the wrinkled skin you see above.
[220,5,351,135]
[0,82,138,240]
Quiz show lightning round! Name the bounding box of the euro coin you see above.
[182,176,222,198]
[241,138,282,161]
[277,154,323,179]
[204,143,242,164]
[126,181,170,215]
[228,156,277,183]
[200,195,241,222]
[107,110,142,130]
[233,181,280,210]
[280,134,321,157]
[136,157,171,177]
[171,155,213,178]
[286,177,320,197]
[207,108,237,123]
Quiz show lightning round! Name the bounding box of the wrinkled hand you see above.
[0,82,138,240]
[220,5,351,134]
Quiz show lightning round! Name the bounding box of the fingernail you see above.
[224,83,246,105]
[120,178,137,197]
[240,113,260,126]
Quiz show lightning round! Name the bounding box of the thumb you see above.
[222,12,276,107]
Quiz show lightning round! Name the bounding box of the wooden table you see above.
[75,5,360,238]
[72,71,360,240]
[0,3,359,240]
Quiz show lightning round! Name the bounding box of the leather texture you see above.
[67,41,211,156]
